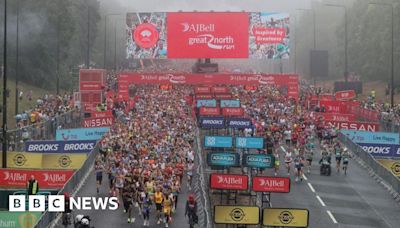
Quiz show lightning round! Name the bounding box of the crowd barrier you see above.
[338,133,400,194]
[1,109,83,151]
[33,143,99,228]
[380,119,400,133]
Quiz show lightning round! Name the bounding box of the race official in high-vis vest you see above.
[27,175,39,195]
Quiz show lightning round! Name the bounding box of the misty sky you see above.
[104,0,312,14]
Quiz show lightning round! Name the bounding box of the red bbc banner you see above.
[252,176,290,193]
[215,94,233,99]
[222,107,244,116]
[244,85,258,91]
[80,82,103,91]
[167,12,249,58]
[325,120,380,132]
[91,111,113,118]
[0,169,74,189]
[210,173,248,190]
[199,107,220,116]
[335,90,356,100]
[83,117,114,128]
[252,27,286,44]
[195,87,211,94]
[212,87,229,94]
[316,113,356,122]
[196,94,214,99]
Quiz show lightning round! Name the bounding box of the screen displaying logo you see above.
[204,136,233,148]
[207,152,239,167]
[210,173,248,190]
[243,154,274,168]
[133,23,160,49]
[236,137,264,149]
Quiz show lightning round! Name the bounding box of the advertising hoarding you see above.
[0,169,74,188]
[252,176,290,193]
[227,118,252,129]
[204,136,233,148]
[236,137,264,149]
[56,127,109,141]
[243,154,274,168]
[214,205,260,225]
[210,173,248,190]
[220,100,241,108]
[327,121,380,132]
[341,130,399,144]
[196,99,217,108]
[24,140,97,153]
[199,117,225,128]
[207,152,240,167]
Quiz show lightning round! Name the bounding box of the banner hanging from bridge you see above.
[125,12,290,59]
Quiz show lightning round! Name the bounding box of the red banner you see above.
[325,120,379,132]
[91,111,113,118]
[212,87,229,94]
[215,94,233,99]
[316,113,356,122]
[244,85,258,91]
[195,94,214,99]
[0,169,74,189]
[82,117,114,128]
[167,12,249,58]
[252,176,290,193]
[80,82,103,91]
[118,73,298,100]
[319,94,335,101]
[80,69,106,91]
[222,107,244,116]
[159,84,173,90]
[210,173,248,190]
[252,27,286,44]
[195,87,211,94]
[199,107,220,116]
[319,100,348,113]
[335,90,356,100]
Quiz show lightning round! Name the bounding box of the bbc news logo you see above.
[9,195,118,212]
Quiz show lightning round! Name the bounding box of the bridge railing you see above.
[338,133,400,194]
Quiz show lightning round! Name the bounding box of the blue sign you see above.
[227,118,252,129]
[200,117,225,128]
[204,136,233,148]
[196,99,217,108]
[359,143,400,158]
[25,140,97,153]
[56,127,109,141]
[220,100,240,108]
[243,154,274,168]
[207,152,240,167]
[341,130,399,145]
[236,137,264,149]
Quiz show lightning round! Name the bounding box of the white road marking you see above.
[327,210,338,224]
[308,183,316,193]
[316,195,326,207]
[302,174,308,181]
[280,146,286,152]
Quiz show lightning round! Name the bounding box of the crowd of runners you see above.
[93,86,198,227]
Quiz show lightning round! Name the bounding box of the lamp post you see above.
[325,3,348,80]
[368,2,394,108]
[86,0,90,69]
[103,14,120,69]
[15,0,19,114]
[2,0,8,168]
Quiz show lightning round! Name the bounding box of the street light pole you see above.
[114,19,117,71]
[86,0,90,69]
[15,0,19,115]
[56,0,60,95]
[103,14,121,70]
[2,0,8,168]
[369,2,394,108]
[325,4,348,79]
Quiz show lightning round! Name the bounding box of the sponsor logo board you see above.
[210,173,248,190]
[214,205,259,225]
[252,176,290,193]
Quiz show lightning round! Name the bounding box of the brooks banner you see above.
[358,143,400,158]
[227,118,252,129]
[0,169,74,188]
[199,117,225,128]
[56,127,109,141]
[24,140,97,153]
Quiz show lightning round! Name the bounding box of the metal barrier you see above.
[338,133,400,194]
[379,119,400,133]
[2,109,83,151]
[34,143,99,228]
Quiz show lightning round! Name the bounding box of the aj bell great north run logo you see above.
[58,155,72,168]
[9,196,118,212]
[13,154,27,166]
[391,162,400,175]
